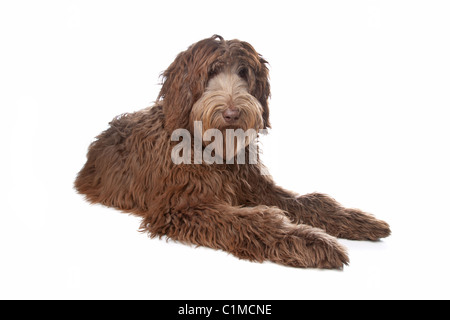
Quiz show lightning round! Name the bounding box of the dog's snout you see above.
[222,108,240,123]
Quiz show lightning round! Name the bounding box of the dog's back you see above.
[74,103,168,214]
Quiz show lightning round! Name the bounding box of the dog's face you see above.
[191,63,265,135]
[158,35,270,135]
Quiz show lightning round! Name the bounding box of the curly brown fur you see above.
[75,35,390,269]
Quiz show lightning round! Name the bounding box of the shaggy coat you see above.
[75,35,390,269]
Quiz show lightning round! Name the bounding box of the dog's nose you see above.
[223,108,240,123]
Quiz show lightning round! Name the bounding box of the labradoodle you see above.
[75,35,390,269]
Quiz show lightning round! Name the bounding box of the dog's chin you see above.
[198,118,259,163]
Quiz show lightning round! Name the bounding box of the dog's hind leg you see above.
[140,204,349,269]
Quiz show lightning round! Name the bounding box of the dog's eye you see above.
[238,67,248,79]
[208,69,218,78]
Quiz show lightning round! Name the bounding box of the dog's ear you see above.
[158,37,222,132]
[254,56,271,129]
[238,41,271,129]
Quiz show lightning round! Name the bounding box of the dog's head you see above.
[158,35,270,135]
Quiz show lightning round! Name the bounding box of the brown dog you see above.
[75,35,390,269]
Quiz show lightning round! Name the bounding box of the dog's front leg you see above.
[141,204,349,269]
[242,173,391,241]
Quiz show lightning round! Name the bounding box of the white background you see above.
[1,0,449,300]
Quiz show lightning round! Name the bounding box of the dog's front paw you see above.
[268,226,349,269]
[334,208,391,241]
[302,227,350,269]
